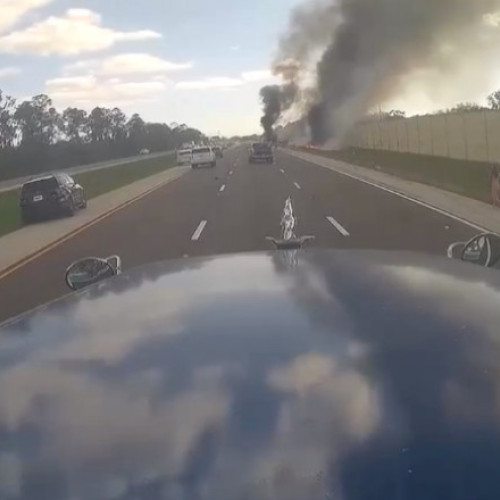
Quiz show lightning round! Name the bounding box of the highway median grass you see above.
[0,154,175,238]
[298,147,494,204]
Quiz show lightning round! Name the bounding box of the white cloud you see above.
[176,70,276,90]
[484,12,500,26]
[45,74,167,108]
[241,69,274,82]
[63,53,192,77]
[43,51,189,111]
[0,0,52,34]
[0,66,21,78]
[62,59,97,75]
[98,53,192,76]
[0,8,161,55]
[46,75,96,91]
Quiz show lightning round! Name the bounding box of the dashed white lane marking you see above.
[229,170,233,176]
[280,169,285,174]
[290,153,488,233]
[191,220,208,241]
[327,216,350,237]
[293,182,301,190]
[219,184,226,193]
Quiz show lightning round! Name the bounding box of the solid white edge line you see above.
[289,152,489,233]
[327,216,350,237]
[191,220,208,241]
[293,182,301,190]
[219,184,226,192]
[351,177,489,232]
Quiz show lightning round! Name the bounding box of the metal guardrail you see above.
[0,151,175,194]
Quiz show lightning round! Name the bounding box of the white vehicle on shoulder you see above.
[191,146,216,169]
[176,148,192,165]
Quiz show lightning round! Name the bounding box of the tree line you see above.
[361,90,500,123]
[0,90,205,181]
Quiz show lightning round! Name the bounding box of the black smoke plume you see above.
[260,86,282,141]
[260,82,297,141]
[269,0,500,144]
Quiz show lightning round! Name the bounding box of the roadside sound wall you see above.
[346,110,500,164]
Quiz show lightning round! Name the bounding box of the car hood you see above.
[1,249,500,499]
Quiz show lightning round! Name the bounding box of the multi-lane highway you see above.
[0,145,478,323]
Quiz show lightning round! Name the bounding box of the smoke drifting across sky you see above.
[264,0,500,145]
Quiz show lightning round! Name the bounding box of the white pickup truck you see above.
[191,146,216,169]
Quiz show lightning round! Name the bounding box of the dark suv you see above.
[20,174,86,223]
[249,142,274,163]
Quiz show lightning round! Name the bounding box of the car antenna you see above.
[266,196,315,250]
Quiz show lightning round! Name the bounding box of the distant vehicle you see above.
[213,146,224,158]
[20,173,86,223]
[249,142,274,163]
[176,148,192,165]
[139,148,150,155]
[191,146,216,168]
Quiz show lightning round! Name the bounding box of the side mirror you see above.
[460,233,500,267]
[106,255,122,275]
[65,257,117,291]
[447,241,466,260]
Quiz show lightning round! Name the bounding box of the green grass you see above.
[298,147,495,204]
[73,154,175,198]
[0,190,23,236]
[0,154,176,238]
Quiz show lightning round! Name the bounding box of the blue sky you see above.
[0,0,303,135]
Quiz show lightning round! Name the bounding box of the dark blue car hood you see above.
[1,249,500,500]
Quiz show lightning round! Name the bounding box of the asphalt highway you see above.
[0,145,478,324]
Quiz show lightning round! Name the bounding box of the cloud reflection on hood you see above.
[291,251,500,500]
[1,250,500,499]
